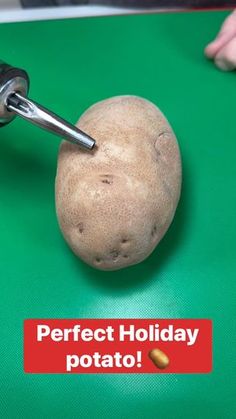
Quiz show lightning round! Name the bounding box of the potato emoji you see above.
[149,348,170,369]
[55,96,181,271]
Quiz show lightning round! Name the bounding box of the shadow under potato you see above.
[69,154,190,295]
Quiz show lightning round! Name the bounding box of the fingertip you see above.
[204,38,224,59]
[214,56,234,71]
[204,42,216,59]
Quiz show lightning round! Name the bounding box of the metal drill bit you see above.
[6,92,95,150]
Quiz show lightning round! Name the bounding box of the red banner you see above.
[24,319,212,373]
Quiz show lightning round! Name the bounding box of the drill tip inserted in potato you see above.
[0,61,95,150]
[7,92,95,150]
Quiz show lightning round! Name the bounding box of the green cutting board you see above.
[0,10,235,419]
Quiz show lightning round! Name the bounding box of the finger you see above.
[214,36,236,71]
[205,10,236,59]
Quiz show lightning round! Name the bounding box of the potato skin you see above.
[55,96,181,271]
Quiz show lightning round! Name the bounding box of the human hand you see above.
[205,10,236,71]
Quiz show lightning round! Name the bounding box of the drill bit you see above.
[6,92,95,150]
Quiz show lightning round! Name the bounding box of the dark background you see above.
[20,0,236,9]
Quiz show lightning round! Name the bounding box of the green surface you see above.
[0,10,236,419]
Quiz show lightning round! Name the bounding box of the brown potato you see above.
[55,96,181,271]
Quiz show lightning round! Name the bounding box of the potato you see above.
[55,96,181,271]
